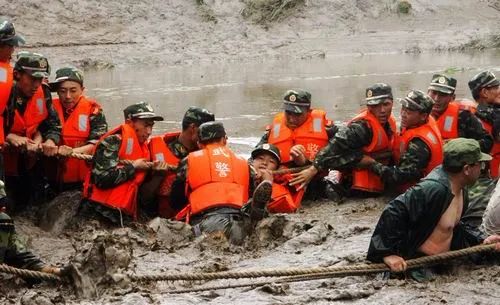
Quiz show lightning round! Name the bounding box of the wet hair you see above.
[199,136,225,145]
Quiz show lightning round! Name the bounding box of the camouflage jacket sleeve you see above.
[170,157,189,211]
[87,104,108,144]
[313,120,372,171]
[38,85,62,143]
[91,134,136,189]
[476,104,500,142]
[458,110,493,153]
[4,231,45,270]
[370,137,431,185]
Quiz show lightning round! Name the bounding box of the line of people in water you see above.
[1,18,500,281]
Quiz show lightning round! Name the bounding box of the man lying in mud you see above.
[251,143,304,213]
[367,138,500,281]
[171,121,273,244]
[0,180,63,281]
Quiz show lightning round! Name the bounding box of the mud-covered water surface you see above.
[2,51,500,305]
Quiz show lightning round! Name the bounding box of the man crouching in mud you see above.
[367,138,500,281]
[0,180,64,282]
[170,121,273,245]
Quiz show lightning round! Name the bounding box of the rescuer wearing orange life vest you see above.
[257,89,336,200]
[251,143,304,213]
[468,71,500,178]
[2,52,61,211]
[170,121,273,245]
[141,106,214,218]
[81,102,164,224]
[428,73,492,153]
[290,83,398,199]
[366,90,444,191]
[44,66,108,191]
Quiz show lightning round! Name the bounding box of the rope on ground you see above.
[131,243,496,283]
[0,264,61,282]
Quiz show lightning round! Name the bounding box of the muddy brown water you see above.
[4,51,500,305]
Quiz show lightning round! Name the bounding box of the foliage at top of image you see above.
[241,0,305,25]
[397,0,412,14]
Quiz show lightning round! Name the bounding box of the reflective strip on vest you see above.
[443,116,454,132]
[36,98,44,115]
[78,114,88,132]
[426,131,438,144]
[155,152,165,162]
[273,124,281,139]
[0,67,6,82]
[313,118,322,132]
[126,138,134,155]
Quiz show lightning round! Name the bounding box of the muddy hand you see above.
[290,145,307,165]
[6,133,33,148]
[57,145,74,157]
[383,255,407,272]
[152,160,170,172]
[42,139,58,157]
[259,169,274,183]
[289,165,318,190]
[483,234,500,252]
[132,158,152,170]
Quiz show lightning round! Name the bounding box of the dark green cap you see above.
[443,138,492,168]
[365,83,393,105]
[198,121,226,142]
[14,52,50,78]
[251,143,281,164]
[49,66,84,91]
[182,106,215,127]
[400,90,434,114]
[468,70,500,97]
[123,102,164,121]
[428,74,457,95]
[0,19,25,47]
[283,89,311,114]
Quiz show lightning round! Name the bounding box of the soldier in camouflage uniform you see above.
[0,180,62,280]
[428,73,492,152]
[141,106,215,218]
[44,66,108,191]
[367,90,443,190]
[257,89,337,200]
[2,52,61,211]
[289,83,397,199]
[170,121,273,245]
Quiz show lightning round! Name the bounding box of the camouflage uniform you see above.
[370,90,436,187]
[170,122,269,245]
[469,71,500,142]
[429,74,492,153]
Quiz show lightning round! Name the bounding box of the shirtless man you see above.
[367,138,500,275]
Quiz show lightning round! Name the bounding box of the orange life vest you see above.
[393,117,444,190]
[83,124,150,219]
[481,121,500,178]
[267,109,330,163]
[3,86,48,176]
[350,110,397,193]
[267,173,304,213]
[148,132,181,218]
[435,102,477,140]
[52,96,98,183]
[185,144,249,216]
[0,61,13,145]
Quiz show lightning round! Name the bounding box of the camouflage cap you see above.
[14,52,50,78]
[182,106,215,127]
[428,74,457,95]
[468,70,500,96]
[0,19,25,47]
[198,121,226,142]
[49,66,84,91]
[443,138,492,168]
[365,83,393,105]
[399,90,434,114]
[251,143,281,164]
[123,101,164,121]
[283,89,311,114]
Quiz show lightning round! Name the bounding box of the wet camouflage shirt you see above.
[90,134,136,189]
[452,109,493,153]
[61,99,108,144]
[475,103,500,143]
[3,84,61,143]
[312,120,393,171]
[167,136,189,160]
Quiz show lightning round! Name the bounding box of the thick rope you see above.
[0,264,61,281]
[131,243,496,282]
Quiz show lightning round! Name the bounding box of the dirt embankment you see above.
[3,0,500,68]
